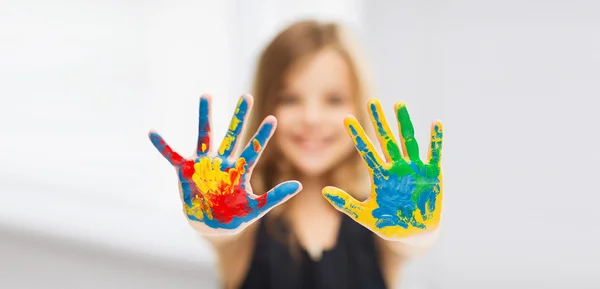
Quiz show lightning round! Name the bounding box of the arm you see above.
[374,229,440,289]
[205,224,258,289]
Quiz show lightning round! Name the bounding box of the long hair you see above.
[242,19,377,250]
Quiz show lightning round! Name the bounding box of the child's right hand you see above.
[149,94,302,236]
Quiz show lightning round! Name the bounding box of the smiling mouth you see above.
[292,136,333,151]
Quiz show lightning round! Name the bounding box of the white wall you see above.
[1,0,598,288]
[0,0,230,266]
[363,1,599,288]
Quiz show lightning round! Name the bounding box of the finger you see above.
[218,94,252,157]
[344,116,386,175]
[179,171,200,208]
[367,99,402,162]
[149,131,184,166]
[239,116,276,175]
[253,181,302,214]
[395,101,421,163]
[428,120,443,167]
[197,94,212,155]
[322,186,366,220]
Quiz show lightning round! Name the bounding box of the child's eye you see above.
[327,93,347,105]
[279,93,299,105]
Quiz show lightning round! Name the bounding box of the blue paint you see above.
[149,132,184,166]
[430,125,443,165]
[262,181,301,209]
[218,157,236,173]
[178,169,194,207]
[325,194,347,209]
[329,100,444,235]
[349,124,382,174]
[149,132,165,151]
[416,189,432,220]
[220,97,249,157]
[197,97,211,155]
[190,181,300,229]
[370,103,387,137]
[240,122,274,173]
[152,96,301,232]
[372,174,416,229]
[370,103,402,160]
[348,121,438,228]
[324,193,359,219]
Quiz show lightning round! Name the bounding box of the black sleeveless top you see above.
[240,214,387,289]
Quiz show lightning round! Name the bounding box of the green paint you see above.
[396,104,421,163]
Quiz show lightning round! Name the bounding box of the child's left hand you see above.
[322,99,443,243]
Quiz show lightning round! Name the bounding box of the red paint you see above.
[160,141,184,166]
[188,179,204,206]
[197,123,210,153]
[229,168,240,185]
[208,184,250,223]
[256,193,267,209]
[198,158,252,224]
[180,159,195,179]
[253,139,261,152]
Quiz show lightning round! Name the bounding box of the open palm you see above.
[149,94,301,235]
[323,99,443,241]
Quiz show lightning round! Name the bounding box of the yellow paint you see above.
[252,139,261,151]
[368,99,397,161]
[218,98,244,155]
[326,106,444,240]
[428,122,443,166]
[344,117,386,167]
[394,102,411,162]
[324,180,443,239]
[184,157,247,221]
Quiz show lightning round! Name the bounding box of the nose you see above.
[302,101,323,125]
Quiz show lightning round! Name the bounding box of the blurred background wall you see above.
[0,0,598,288]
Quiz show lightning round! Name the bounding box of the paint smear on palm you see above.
[151,95,299,230]
[323,100,443,240]
[183,111,292,229]
[184,142,270,228]
[184,157,260,224]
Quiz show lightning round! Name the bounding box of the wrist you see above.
[380,227,441,258]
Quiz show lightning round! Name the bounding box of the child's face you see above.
[274,48,357,178]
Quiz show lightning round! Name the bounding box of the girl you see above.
[149,20,444,289]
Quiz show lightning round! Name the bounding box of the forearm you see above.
[203,225,256,289]
[198,221,257,251]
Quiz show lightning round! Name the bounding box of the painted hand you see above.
[323,99,443,241]
[149,94,302,235]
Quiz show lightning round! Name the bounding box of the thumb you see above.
[255,181,302,213]
[322,186,366,220]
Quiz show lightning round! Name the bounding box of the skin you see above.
[274,48,360,262]
[149,94,302,236]
[278,49,444,288]
[274,48,358,178]
[148,48,444,289]
[322,99,444,241]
